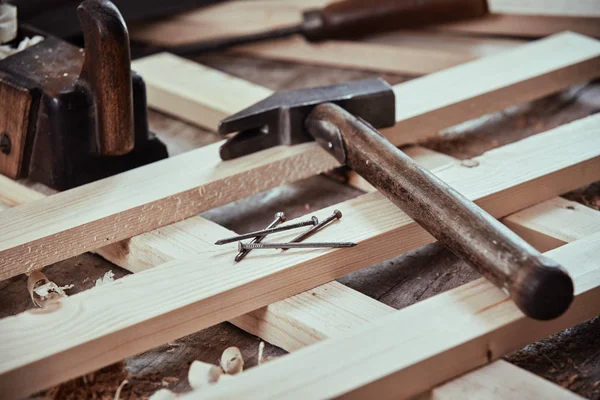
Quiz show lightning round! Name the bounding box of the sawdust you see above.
[27,270,74,308]
[95,270,116,287]
[0,35,44,60]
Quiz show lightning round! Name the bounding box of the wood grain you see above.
[504,197,600,252]
[422,360,584,400]
[0,80,32,178]
[130,0,600,46]
[0,117,598,398]
[488,0,600,17]
[434,14,600,38]
[231,35,476,75]
[132,54,272,130]
[2,33,599,279]
[190,232,600,399]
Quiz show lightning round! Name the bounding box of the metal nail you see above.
[215,216,318,245]
[282,210,342,250]
[238,241,356,251]
[235,212,286,262]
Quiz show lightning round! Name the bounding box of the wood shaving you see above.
[0,35,44,60]
[188,360,222,390]
[220,347,244,375]
[148,388,178,400]
[95,270,115,287]
[27,270,73,308]
[113,379,128,400]
[258,341,265,365]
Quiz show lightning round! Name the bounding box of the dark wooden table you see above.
[2,52,599,399]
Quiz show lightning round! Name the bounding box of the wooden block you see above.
[2,33,600,279]
[0,117,599,398]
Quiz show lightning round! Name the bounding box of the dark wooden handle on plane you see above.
[78,0,134,155]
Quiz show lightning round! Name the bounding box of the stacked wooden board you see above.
[1,3,600,398]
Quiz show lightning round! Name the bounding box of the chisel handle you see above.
[306,103,574,321]
[302,0,489,41]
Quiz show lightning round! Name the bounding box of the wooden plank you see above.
[488,0,600,17]
[434,14,600,38]
[363,30,524,58]
[130,0,309,46]
[132,54,272,130]
[231,36,475,76]
[189,231,600,399]
[504,197,600,252]
[133,32,600,139]
[422,360,584,400]
[2,32,600,279]
[0,117,599,398]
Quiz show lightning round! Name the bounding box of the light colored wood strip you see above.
[231,35,475,76]
[422,360,584,400]
[384,32,600,145]
[132,54,272,131]
[488,0,600,17]
[0,118,599,398]
[434,14,600,38]
[0,175,44,206]
[135,32,600,142]
[363,30,524,58]
[2,32,600,280]
[130,0,308,46]
[189,232,600,400]
[504,197,600,252]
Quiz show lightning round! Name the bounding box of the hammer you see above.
[218,79,574,321]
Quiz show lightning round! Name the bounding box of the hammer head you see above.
[218,78,396,160]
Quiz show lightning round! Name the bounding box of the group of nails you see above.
[214,209,357,262]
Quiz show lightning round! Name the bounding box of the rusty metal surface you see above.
[218,78,395,160]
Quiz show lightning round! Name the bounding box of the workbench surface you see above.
[1,52,599,399]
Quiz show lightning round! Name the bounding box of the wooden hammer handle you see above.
[306,103,574,321]
[302,0,488,41]
[78,0,134,156]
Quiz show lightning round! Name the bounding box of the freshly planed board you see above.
[434,15,600,38]
[2,33,600,279]
[229,36,476,75]
[133,33,600,132]
[1,116,599,397]
[422,360,584,400]
[488,0,600,17]
[189,232,600,399]
[132,54,272,130]
[504,197,600,252]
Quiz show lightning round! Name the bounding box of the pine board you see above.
[0,117,599,397]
